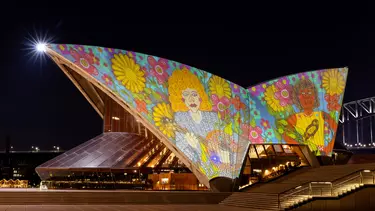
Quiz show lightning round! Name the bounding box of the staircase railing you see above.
[278,169,375,209]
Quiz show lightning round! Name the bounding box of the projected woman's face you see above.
[298,87,315,111]
[182,88,201,113]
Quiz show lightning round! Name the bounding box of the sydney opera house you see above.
[35,43,348,192]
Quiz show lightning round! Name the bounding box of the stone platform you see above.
[0,205,261,211]
[0,189,231,205]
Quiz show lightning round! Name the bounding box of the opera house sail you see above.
[35,44,348,191]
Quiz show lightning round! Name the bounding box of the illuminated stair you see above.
[239,167,375,210]
[219,192,280,210]
[280,195,312,210]
[334,183,364,196]
[280,184,366,210]
[279,171,370,210]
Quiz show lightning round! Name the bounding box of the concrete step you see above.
[219,192,280,210]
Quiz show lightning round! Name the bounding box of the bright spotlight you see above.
[36,43,47,52]
[24,31,55,66]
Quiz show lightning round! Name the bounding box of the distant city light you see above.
[56,147,60,150]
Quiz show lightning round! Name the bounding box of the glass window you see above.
[248,145,258,158]
[282,145,293,154]
[273,145,284,153]
[264,145,275,155]
[255,145,267,158]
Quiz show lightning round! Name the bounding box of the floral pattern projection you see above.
[49,44,348,182]
[50,44,250,180]
[248,68,348,156]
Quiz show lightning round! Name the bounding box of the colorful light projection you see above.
[50,44,249,180]
[48,44,347,181]
[248,69,348,156]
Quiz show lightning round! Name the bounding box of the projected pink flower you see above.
[298,72,309,80]
[249,126,264,144]
[274,81,293,106]
[249,84,265,97]
[231,83,241,94]
[101,74,113,86]
[57,44,70,54]
[148,56,169,84]
[260,119,271,129]
[211,94,230,118]
[70,47,99,76]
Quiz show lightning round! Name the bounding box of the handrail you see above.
[280,186,309,200]
[278,168,375,209]
[279,168,373,196]
[333,174,360,188]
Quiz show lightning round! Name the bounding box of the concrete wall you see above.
[294,186,375,211]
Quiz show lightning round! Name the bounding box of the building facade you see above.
[36,44,348,191]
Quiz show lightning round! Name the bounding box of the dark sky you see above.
[0,4,374,150]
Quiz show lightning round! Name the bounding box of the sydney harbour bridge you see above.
[338,96,375,149]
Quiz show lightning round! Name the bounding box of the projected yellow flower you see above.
[153,103,175,138]
[264,85,285,112]
[322,69,345,95]
[112,53,145,93]
[209,75,231,98]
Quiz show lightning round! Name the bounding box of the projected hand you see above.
[184,132,199,149]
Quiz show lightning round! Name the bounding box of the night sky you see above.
[0,4,374,150]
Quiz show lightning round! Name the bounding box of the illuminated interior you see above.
[239,144,310,189]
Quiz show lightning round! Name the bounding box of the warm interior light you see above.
[264,169,270,176]
[36,43,47,52]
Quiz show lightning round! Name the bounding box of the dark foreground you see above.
[0,205,260,211]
